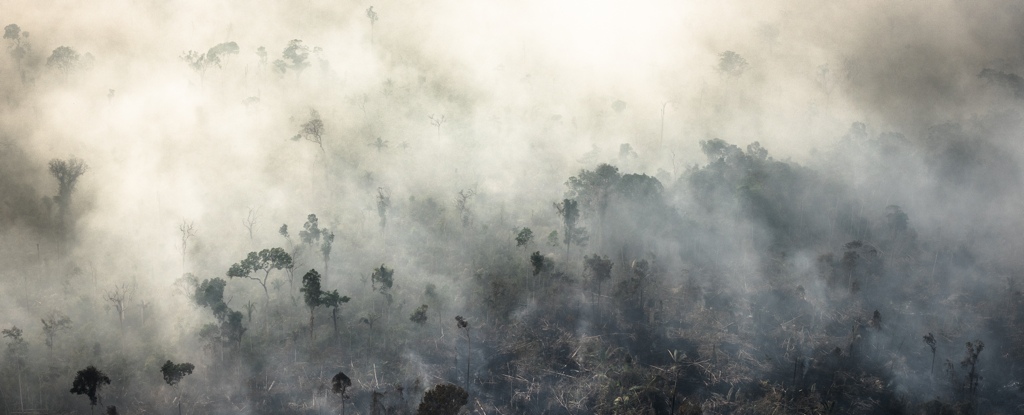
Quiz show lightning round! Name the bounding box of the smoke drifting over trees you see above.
[2,0,1024,413]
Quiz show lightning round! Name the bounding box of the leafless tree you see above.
[105,283,136,331]
[179,220,196,276]
[244,206,260,246]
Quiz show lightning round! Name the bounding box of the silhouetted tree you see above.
[377,188,391,231]
[321,290,350,339]
[332,371,352,415]
[301,269,325,341]
[417,383,467,415]
[160,360,194,415]
[584,254,613,305]
[70,365,111,414]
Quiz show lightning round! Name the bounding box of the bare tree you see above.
[293,109,326,158]
[105,283,136,331]
[179,220,196,276]
[366,6,379,46]
[429,114,446,140]
[41,311,72,351]
[243,206,259,246]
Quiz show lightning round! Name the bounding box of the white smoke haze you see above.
[2,0,1024,413]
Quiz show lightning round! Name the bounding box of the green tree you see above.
[226,247,293,303]
[160,360,194,415]
[70,366,111,414]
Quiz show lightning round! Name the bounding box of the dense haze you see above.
[2,1,1024,414]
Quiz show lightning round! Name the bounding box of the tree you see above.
[301,269,324,341]
[194,278,229,320]
[410,304,428,325]
[377,188,391,231]
[366,6,379,45]
[179,220,196,276]
[417,383,467,415]
[429,114,446,140]
[180,42,239,83]
[371,264,394,297]
[370,137,389,153]
[273,39,311,75]
[332,371,352,415]
[321,230,335,279]
[716,50,748,77]
[455,316,470,393]
[41,311,72,351]
[47,46,80,78]
[299,214,321,245]
[4,24,30,82]
[160,360,194,415]
[456,189,475,228]
[105,283,135,331]
[515,227,533,248]
[70,366,111,414]
[3,326,28,411]
[48,157,88,238]
[243,207,259,246]
[226,247,293,303]
[555,199,587,258]
[321,290,350,339]
[923,332,937,375]
[584,254,613,305]
[292,109,326,157]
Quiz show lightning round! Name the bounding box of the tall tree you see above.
[48,157,88,239]
[300,269,324,341]
[2,326,28,411]
[70,366,111,414]
[226,247,293,303]
[4,24,30,83]
[321,290,350,340]
[159,360,194,415]
[554,199,587,259]
[178,220,196,276]
[105,283,135,331]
